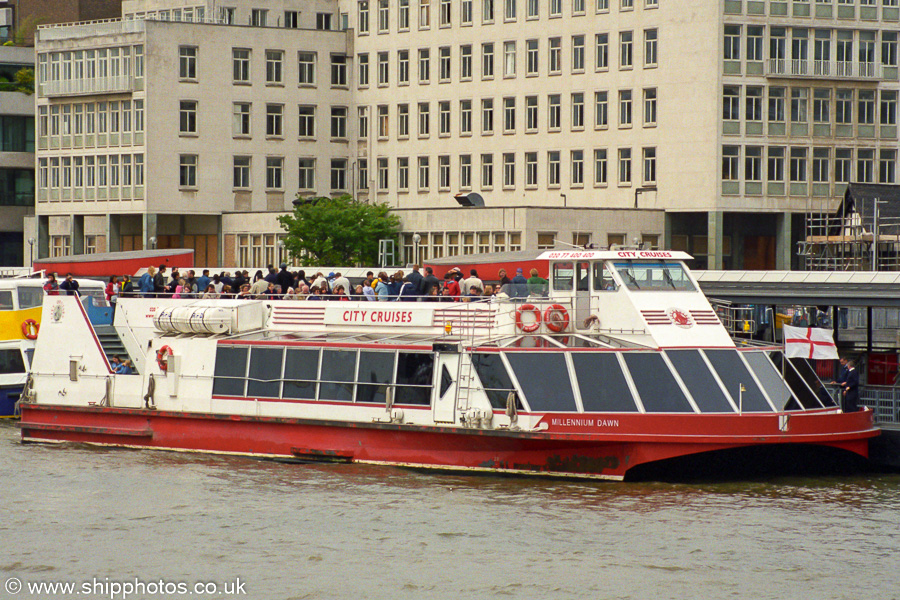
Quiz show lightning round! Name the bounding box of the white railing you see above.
[767,58,883,79]
[40,75,134,97]
[38,18,145,41]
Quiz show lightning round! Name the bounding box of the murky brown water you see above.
[1,421,899,600]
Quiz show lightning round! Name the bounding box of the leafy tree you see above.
[278,195,401,266]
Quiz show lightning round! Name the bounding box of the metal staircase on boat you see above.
[94,324,138,374]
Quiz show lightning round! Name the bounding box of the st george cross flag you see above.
[782,325,839,360]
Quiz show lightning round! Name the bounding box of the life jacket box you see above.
[153,301,266,335]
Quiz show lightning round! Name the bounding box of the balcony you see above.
[39,75,136,98]
[37,18,146,41]
[766,58,885,81]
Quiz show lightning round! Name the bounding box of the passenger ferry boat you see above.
[0,277,107,416]
[18,250,878,480]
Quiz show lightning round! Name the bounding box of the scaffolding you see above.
[801,186,900,272]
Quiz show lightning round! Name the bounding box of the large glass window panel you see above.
[506,353,576,411]
[473,352,515,408]
[743,351,793,410]
[395,352,434,405]
[319,349,356,401]
[622,353,693,412]
[666,350,734,413]
[572,353,638,412]
[247,347,283,398]
[283,348,320,400]
[768,351,832,409]
[704,350,772,412]
[212,346,248,396]
[357,351,395,404]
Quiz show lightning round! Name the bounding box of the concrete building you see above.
[0,46,34,267]
[30,0,900,270]
[0,0,123,46]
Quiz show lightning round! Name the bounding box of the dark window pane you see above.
[283,348,319,400]
[395,352,433,405]
[506,352,577,411]
[472,352,515,409]
[247,347,283,398]
[572,353,638,412]
[622,353,693,413]
[666,350,734,413]
[213,346,248,396]
[768,351,831,409]
[440,364,452,397]
[744,351,793,410]
[357,351,395,404]
[704,350,772,412]
[0,349,25,374]
[320,349,356,401]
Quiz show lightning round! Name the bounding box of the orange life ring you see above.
[543,304,570,332]
[515,304,541,333]
[22,319,40,340]
[156,345,173,371]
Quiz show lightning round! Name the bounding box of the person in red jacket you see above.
[442,268,461,300]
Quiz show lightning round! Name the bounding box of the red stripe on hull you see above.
[18,405,879,480]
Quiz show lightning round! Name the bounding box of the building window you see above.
[644,28,658,67]
[399,50,410,84]
[767,147,785,182]
[232,49,250,82]
[549,37,561,74]
[461,45,473,80]
[359,159,369,190]
[619,90,632,127]
[398,157,410,190]
[359,1,370,33]
[745,146,762,182]
[482,98,494,133]
[525,152,538,187]
[835,148,851,183]
[179,46,197,79]
[594,149,608,185]
[724,25,741,61]
[377,157,389,190]
[399,103,410,137]
[331,55,348,86]
[768,87,785,124]
[549,0,562,17]
[537,233,556,250]
[462,0,473,24]
[400,0,410,29]
[266,104,284,137]
[790,147,807,183]
[791,88,808,124]
[179,154,197,187]
[460,100,473,134]
[571,150,584,186]
[420,0,432,28]
[722,146,739,181]
[571,92,584,129]
[859,90,876,125]
[358,53,370,87]
[642,147,656,184]
[548,94,561,130]
[298,158,316,190]
[298,106,316,137]
[881,90,898,125]
[418,102,431,136]
[483,0,495,22]
[618,148,631,185]
[359,107,369,139]
[747,26,764,62]
[880,149,897,184]
[504,41,516,77]
[857,149,875,183]
[595,33,609,71]
[812,148,829,183]
[378,104,390,138]
[441,0,453,24]
[548,150,561,186]
[503,152,515,187]
[643,88,657,126]
[265,157,283,189]
[331,107,348,138]
[419,48,431,83]
[266,50,284,84]
[572,35,585,72]
[746,87,763,122]
[298,52,316,84]
[179,100,197,134]
[439,155,451,189]
[51,236,71,258]
[482,43,495,78]
[525,95,538,131]
[836,89,853,124]
[285,10,300,28]
[526,39,539,75]
[379,0,390,31]
[620,32,633,69]
[814,89,830,124]
[233,156,250,188]
[418,156,430,189]
[503,97,516,132]
[440,46,452,81]
[460,154,472,188]
[440,101,451,135]
[331,158,348,190]
[378,52,389,85]
[723,86,740,122]
[481,153,494,188]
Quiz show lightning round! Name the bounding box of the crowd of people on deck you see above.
[42,263,551,303]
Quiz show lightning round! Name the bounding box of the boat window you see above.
[357,351,395,404]
[319,349,357,402]
[743,351,793,410]
[703,350,773,412]
[622,353,695,412]
[247,347,283,399]
[506,352,577,412]
[0,291,13,310]
[440,364,453,398]
[212,346,248,397]
[665,350,735,413]
[572,353,638,412]
[767,351,830,409]
[592,263,617,291]
[552,262,574,291]
[612,261,695,292]
[283,348,319,400]
[17,287,44,309]
[395,352,434,405]
[0,349,26,374]
[472,353,516,409]
[575,262,590,291]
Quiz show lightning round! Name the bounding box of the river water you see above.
[1,421,898,600]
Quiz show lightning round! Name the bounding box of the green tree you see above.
[277,195,401,266]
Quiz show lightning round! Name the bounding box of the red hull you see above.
[18,404,879,480]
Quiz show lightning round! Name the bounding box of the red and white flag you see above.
[783,325,839,360]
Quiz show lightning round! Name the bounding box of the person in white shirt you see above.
[462,269,484,296]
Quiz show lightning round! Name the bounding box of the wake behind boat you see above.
[17,250,878,480]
